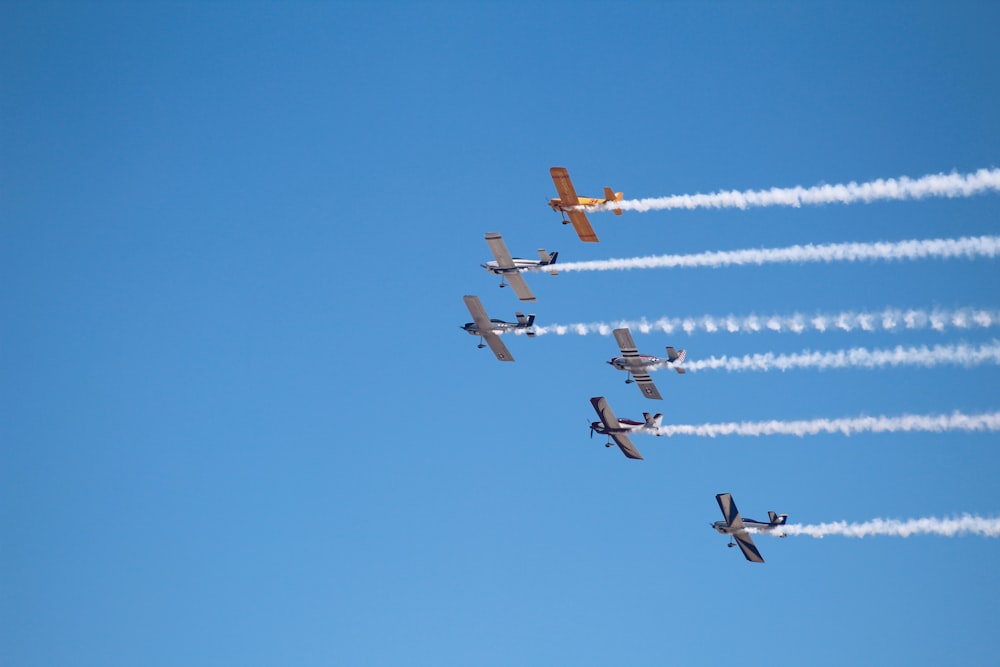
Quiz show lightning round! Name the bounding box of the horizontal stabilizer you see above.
[538,249,559,275]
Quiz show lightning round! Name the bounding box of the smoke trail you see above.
[589,167,1000,213]
[678,341,1000,373]
[545,235,1000,273]
[770,516,1000,539]
[655,410,1000,438]
[531,307,1000,337]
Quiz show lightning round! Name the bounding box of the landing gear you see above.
[590,425,615,449]
[727,540,735,548]
[477,337,486,349]
[625,372,634,385]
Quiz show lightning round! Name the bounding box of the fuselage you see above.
[462,319,527,336]
[609,354,661,371]
[482,258,545,275]
[548,196,605,213]
[712,518,786,536]
[591,418,658,437]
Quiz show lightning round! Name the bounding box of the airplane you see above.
[461,295,536,362]
[481,232,558,302]
[548,166,623,243]
[607,327,686,400]
[588,396,662,460]
[712,493,788,563]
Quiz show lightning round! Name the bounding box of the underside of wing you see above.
[613,328,639,357]
[463,295,494,333]
[550,167,580,206]
[733,530,765,563]
[632,373,663,400]
[611,433,643,460]
[484,232,516,269]
[590,396,621,430]
[568,210,599,243]
[483,331,514,362]
[505,272,536,302]
[716,493,744,529]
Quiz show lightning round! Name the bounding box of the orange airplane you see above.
[548,166,623,243]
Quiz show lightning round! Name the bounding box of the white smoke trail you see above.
[770,515,1000,539]
[546,235,1000,273]
[589,167,1000,213]
[655,410,1000,438]
[531,307,1000,337]
[678,341,1000,373]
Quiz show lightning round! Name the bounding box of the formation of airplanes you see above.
[459,167,788,563]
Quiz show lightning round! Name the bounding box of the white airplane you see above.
[588,396,662,460]
[607,327,686,400]
[481,232,558,302]
[712,493,788,563]
[461,295,535,362]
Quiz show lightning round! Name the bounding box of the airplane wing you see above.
[567,210,599,243]
[613,328,662,399]
[732,531,765,563]
[504,273,536,301]
[484,232,537,301]
[463,295,514,362]
[716,493,744,528]
[505,272,535,302]
[613,327,640,358]
[589,397,643,460]
[550,167,580,207]
[716,493,764,563]
[551,167,599,243]
[631,372,662,400]
[484,232,516,269]
[610,432,643,460]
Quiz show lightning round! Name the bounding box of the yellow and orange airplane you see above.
[548,166,623,243]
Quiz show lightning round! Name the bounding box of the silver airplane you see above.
[712,493,788,563]
[608,327,686,400]
[481,232,557,302]
[461,295,536,362]
[588,396,662,460]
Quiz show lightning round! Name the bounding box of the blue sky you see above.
[2,2,999,665]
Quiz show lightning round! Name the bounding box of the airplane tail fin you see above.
[644,412,664,429]
[604,187,624,215]
[538,249,559,275]
[666,346,687,373]
[517,312,537,336]
[768,511,788,525]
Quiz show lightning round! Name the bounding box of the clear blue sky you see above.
[3,2,999,665]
